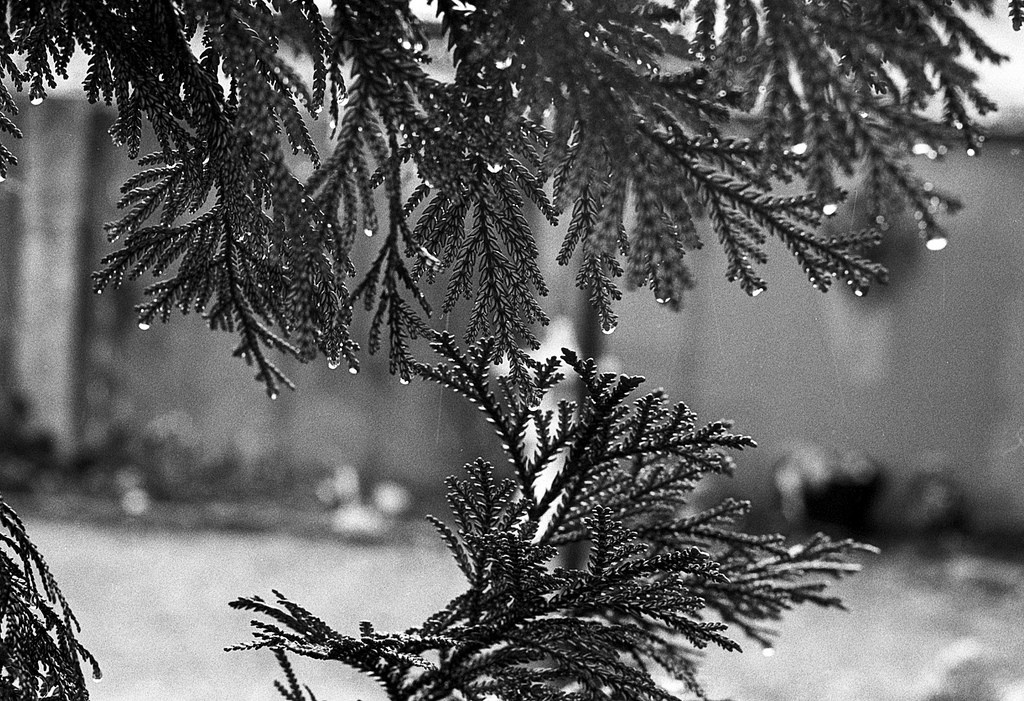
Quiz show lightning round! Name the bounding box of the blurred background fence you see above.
[2,86,1024,536]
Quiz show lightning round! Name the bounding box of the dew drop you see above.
[349,366,359,375]
[790,142,808,155]
[486,162,503,173]
[925,236,948,252]
[0,173,6,183]
[822,203,838,216]
[363,227,374,237]
[328,117,338,132]
[268,389,279,400]
[138,322,150,331]
[762,647,776,658]
[854,288,866,297]
[911,142,932,155]
[656,297,670,304]
[30,95,44,106]
[601,323,617,335]
[751,287,764,297]
[494,56,513,70]
[966,148,976,157]
[328,359,341,370]
[399,377,410,385]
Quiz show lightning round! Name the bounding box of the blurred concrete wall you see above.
[2,95,1023,532]
[0,96,496,512]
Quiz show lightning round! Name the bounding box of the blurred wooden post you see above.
[72,107,121,454]
[13,98,89,459]
[0,180,23,401]
[562,290,603,570]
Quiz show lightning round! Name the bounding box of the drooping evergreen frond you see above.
[1012,0,1024,30]
[0,497,101,700]
[232,335,874,700]
[0,0,1010,391]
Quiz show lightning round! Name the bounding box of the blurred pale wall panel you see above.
[602,139,1024,534]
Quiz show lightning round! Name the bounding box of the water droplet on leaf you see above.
[328,359,340,370]
[30,95,43,106]
[487,162,503,173]
[762,647,776,658]
[138,322,150,331]
[790,142,808,155]
[751,287,764,297]
[363,227,374,237]
[601,323,617,335]
[399,377,410,385]
[494,56,513,70]
[925,236,948,252]
[349,366,359,375]
[822,203,838,216]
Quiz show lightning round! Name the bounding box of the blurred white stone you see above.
[120,486,150,516]
[115,466,150,516]
[318,464,361,507]
[331,502,387,538]
[372,480,411,516]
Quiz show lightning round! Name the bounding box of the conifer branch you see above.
[1,496,101,700]
[233,335,873,700]
[3,0,1010,391]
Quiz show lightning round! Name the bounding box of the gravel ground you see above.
[25,518,1024,701]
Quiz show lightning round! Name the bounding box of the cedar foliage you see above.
[0,0,1013,392]
[229,333,876,700]
[0,497,100,699]
[0,2,1020,701]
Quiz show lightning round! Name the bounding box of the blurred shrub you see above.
[72,409,333,508]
